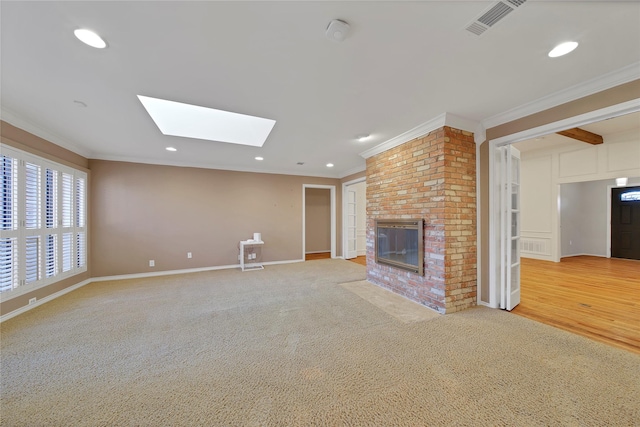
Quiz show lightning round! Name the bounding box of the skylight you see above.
[137,95,276,147]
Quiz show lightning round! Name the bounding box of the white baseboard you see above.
[1,259,305,322]
[560,253,608,259]
[304,250,331,254]
[521,253,554,262]
[0,278,92,323]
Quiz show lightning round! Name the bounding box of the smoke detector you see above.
[326,19,350,42]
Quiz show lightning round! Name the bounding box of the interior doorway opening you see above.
[302,185,336,260]
[342,177,366,265]
[485,99,640,311]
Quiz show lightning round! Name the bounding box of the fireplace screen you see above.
[375,219,424,275]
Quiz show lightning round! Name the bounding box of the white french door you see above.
[345,189,357,259]
[492,145,521,311]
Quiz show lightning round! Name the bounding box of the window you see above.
[621,191,640,202]
[0,145,87,297]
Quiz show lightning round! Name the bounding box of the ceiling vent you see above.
[465,0,527,36]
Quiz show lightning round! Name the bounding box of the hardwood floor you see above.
[305,252,366,266]
[348,256,366,266]
[514,256,640,354]
[305,252,331,261]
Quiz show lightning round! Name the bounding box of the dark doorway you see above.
[611,186,640,260]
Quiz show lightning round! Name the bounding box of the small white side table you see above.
[240,240,264,271]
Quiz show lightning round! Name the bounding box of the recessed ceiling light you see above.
[74,29,107,49]
[356,134,371,142]
[138,95,276,147]
[548,41,578,58]
[255,156,264,161]
[166,147,177,152]
[326,163,334,168]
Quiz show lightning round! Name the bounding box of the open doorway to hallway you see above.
[304,187,332,260]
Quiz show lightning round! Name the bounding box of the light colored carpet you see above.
[1,259,639,426]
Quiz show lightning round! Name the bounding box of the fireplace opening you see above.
[375,219,424,275]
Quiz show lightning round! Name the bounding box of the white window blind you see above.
[1,155,19,292]
[1,156,18,231]
[0,238,17,293]
[0,145,87,297]
[45,234,57,278]
[62,173,73,228]
[45,168,57,229]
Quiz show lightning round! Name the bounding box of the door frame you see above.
[484,99,640,309]
[302,184,336,260]
[342,176,366,260]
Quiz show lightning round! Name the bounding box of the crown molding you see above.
[360,113,447,159]
[338,164,366,179]
[0,107,93,158]
[443,112,478,134]
[490,98,640,147]
[359,112,480,159]
[482,62,640,130]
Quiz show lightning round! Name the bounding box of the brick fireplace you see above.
[366,126,476,314]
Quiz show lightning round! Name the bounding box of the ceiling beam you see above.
[556,127,603,145]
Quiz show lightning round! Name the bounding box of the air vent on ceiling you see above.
[466,22,488,36]
[465,0,527,36]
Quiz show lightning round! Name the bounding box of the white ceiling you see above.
[1,1,639,178]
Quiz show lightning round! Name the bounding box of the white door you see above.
[346,189,357,259]
[495,145,521,311]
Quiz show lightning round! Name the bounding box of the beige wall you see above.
[0,121,91,316]
[479,79,640,304]
[90,160,342,277]
[305,188,331,253]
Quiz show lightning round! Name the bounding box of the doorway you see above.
[302,185,336,260]
[485,100,640,310]
[611,185,640,260]
[342,178,366,263]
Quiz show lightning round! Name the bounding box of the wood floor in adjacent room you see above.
[514,256,640,354]
[305,252,366,266]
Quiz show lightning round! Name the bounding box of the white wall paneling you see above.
[519,134,640,262]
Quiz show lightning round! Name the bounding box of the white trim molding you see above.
[360,112,479,159]
[0,259,307,322]
[0,279,92,323]
[491,98,640,147]
[482,62,640,130]
[339,165,366,179]
[1,107,93,158]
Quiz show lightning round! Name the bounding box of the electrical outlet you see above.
[570,240,573,245]
[29,297,37,305]
[187,252,192,259]
[149,260,155,267]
